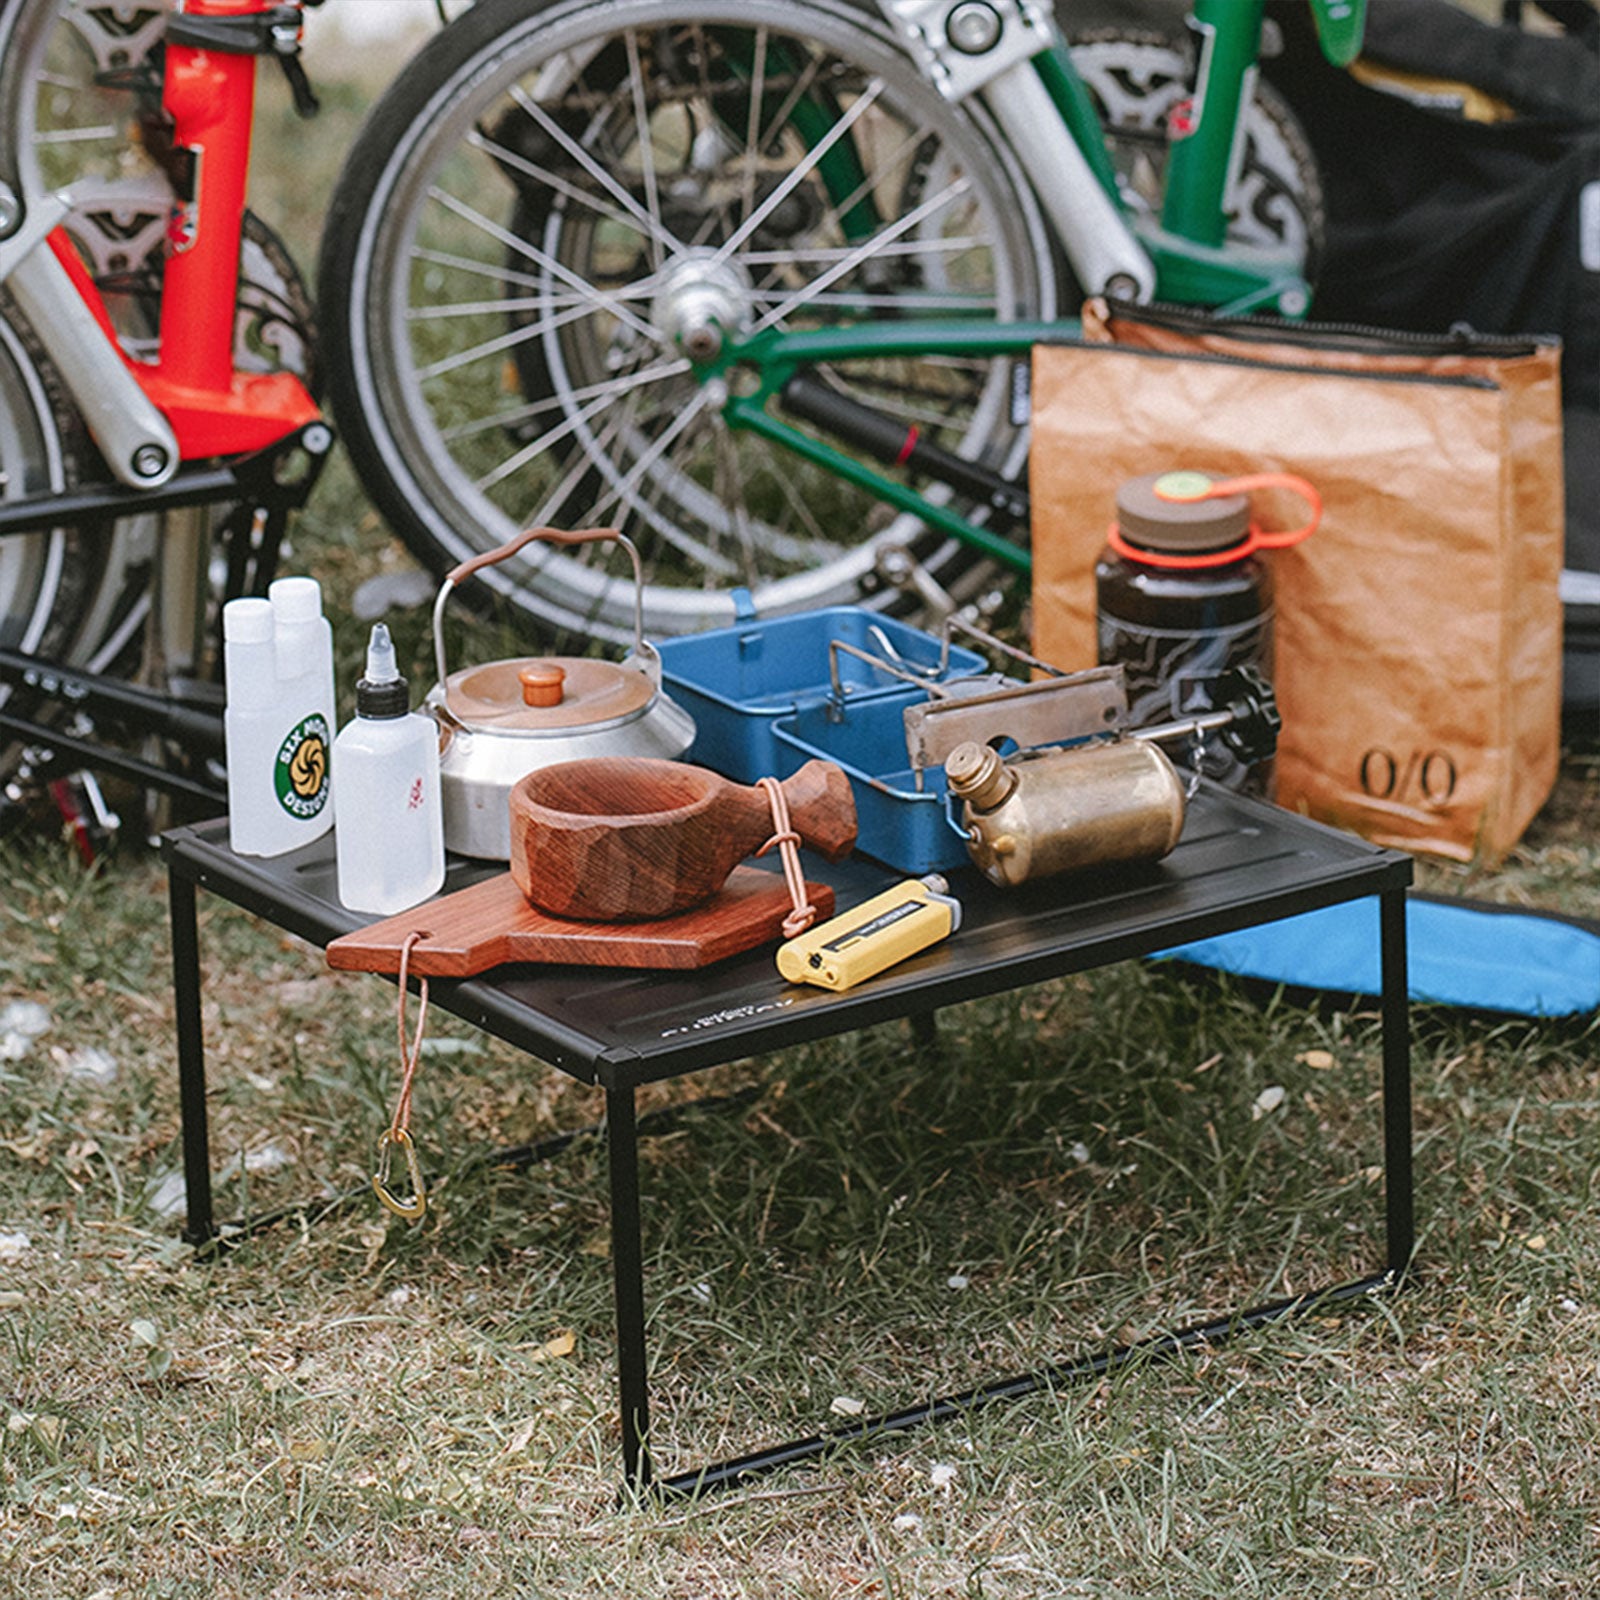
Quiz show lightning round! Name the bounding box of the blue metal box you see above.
[656,607,985,784]
[772,696,970,875]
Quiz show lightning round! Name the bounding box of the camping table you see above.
[161,786,1413,1497]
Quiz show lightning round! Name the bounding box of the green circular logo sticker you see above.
[274,713,331,820]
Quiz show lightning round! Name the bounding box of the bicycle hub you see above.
[652,250,754,364]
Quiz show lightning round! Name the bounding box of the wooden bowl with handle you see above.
[508,758,858,922]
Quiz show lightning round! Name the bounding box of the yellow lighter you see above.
[777,874,962,992]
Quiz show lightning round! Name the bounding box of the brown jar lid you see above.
[1115,471,1250,554]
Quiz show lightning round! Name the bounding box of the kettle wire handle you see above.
[432,526,648,690]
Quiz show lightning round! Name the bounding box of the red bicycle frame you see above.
[57,0,320,459]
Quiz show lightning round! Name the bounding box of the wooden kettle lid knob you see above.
[519,664,566,707]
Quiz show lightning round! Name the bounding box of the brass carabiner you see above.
[372,1126,427,1222]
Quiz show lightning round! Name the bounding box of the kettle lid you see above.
[444,657,656,730]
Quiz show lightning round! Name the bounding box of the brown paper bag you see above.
[1030,301,1565,864]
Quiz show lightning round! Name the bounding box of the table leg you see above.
[606,1082,651,1493]
[169,867,215,1247]
[1379,886,1414,1282]
[649,887,1419,1499]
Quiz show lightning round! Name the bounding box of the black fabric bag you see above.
[1262,0,1598,410]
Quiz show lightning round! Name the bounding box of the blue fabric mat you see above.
[1155,894,1600,1019]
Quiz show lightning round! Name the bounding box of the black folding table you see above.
[162,785,1413,1498]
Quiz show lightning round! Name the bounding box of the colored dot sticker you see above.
[1153,470,1214,502]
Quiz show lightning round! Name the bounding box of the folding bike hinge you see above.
[871,0,1060,101]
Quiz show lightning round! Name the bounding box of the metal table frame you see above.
[162,786,1413,1499]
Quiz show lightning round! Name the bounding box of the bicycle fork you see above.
[0,0,322,487]
[0,193,181,488]
[872,0,1156,299]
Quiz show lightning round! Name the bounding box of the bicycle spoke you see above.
[746,288,997,314]
[408,284,653,322]
[622,30,666,275]
[752,36,830,161]
[473,355,693,493]
[412,292,621,383]
[469,126,662,245]
[748,172,973,335]
[472,373,647,496]
[30,123,118,145]
[441,355,691,445]
[524,408,628,532]
[582,387,719,540]
[740,27,770,233]
[711,77,885,268]
[755,445,842,557]
[507,76,688,261]
[424,184,663,344]
[410,245,550,293]
[739,236,986,267]
[710,418,762,588]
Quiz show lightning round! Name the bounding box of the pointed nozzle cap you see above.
[365,621,400,683]
[356,622,410,719]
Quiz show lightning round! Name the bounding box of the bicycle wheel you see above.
[0,307,95,705]
[0,0,140,672]
[319,0,1057,645]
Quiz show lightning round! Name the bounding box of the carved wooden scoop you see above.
[509,757,857,922]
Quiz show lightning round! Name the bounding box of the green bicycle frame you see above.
[710,0,1355,578]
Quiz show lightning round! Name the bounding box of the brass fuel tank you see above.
[944,737,1187,889]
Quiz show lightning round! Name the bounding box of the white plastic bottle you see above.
[267,574,337,844]
[223,597,287,856]
[222,578,337,857]
[333,622,445,915]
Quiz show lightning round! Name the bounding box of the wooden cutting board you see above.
[325,867,835,978]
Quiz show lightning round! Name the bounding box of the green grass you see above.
[4,762,1599,1595]
[6,7,1600,1595]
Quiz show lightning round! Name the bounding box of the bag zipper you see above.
[1099,296,1554,360]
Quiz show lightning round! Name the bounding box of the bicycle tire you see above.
[0,298,95,686]
[318,0,1059,646]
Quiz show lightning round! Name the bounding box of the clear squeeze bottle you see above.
[333,623,445,915]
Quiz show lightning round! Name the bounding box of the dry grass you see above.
[5,6,1599,1594]
[3,756,1599,1595]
